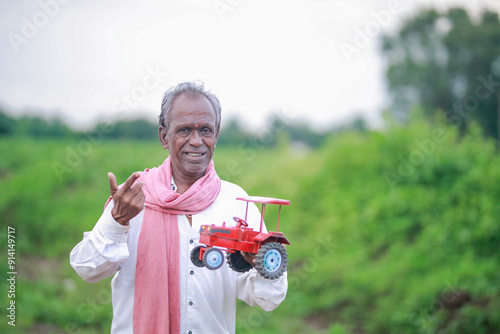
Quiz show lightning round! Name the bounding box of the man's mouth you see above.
[185,153,205,157]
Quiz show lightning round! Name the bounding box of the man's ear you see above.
[159,126,169,149]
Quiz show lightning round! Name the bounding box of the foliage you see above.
[0,112,499,333]
[276,112,500,333]
[216,116,254,147]
[93,119,159,141]
[0,110,76,139]
[382,7,500,140]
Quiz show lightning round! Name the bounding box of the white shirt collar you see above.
[171,176,177,192]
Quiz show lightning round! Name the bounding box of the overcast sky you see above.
[1,0,499,131]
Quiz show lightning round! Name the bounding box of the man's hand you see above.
[108,172,145,226]
[241,251,256,267]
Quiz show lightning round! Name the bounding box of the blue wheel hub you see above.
[264,249,282,272]
[206,250,223,268]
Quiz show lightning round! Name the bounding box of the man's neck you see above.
[171,173,196,195]
[176,183,191,195]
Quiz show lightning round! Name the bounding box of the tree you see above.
[216,116,252,147]
[0,111,15,136]
[381,7,500,142]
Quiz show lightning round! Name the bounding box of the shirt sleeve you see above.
[236,270,288,311]
[69,200,130,283]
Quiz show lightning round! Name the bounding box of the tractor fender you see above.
[254,232,291,245]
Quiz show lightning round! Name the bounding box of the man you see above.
[70,82,288,334]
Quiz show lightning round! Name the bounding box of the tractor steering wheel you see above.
[233,216,248,227]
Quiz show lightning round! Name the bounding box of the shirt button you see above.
[190,270,194,275]
[190,239,194,244]
[189,301,193,306]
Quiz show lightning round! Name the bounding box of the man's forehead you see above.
[172,118,214,127]
[169,110,216,129]
[172,110,216,122]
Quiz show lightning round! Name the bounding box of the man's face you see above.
[160,93,218,183]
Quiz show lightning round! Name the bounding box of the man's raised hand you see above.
[108,172,145,226]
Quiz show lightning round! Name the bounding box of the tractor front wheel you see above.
[203,248,224,270]
[255,242,288,279]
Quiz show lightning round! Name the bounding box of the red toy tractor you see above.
[191,196,291,279]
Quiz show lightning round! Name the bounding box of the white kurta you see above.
[70,180,288,334]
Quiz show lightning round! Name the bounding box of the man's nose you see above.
[188,130,203,146]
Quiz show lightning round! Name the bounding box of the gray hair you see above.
[159,81,222,133]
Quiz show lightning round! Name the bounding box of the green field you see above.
[1,115,499,333]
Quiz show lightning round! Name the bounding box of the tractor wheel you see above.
[203,248,224,270]
[190,246,205,267]
[226,251,253,273]
[255,242,288,279]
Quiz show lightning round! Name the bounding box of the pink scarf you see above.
[133,156,221,333]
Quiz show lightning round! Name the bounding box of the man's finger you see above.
[123,172,141,190]
[130,181,144,198]
[133,188,146,207]
[108,172,118,195]
[130,180,144,192]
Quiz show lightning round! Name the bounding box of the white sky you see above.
[1,0,499,132]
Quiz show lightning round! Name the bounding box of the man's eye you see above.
[178,128,191,135]
[201,127,213,136]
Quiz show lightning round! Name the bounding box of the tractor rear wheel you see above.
[203,248,224,270]
[255,242,288,279]
[226,251,253,273]
[190,246,205,267]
